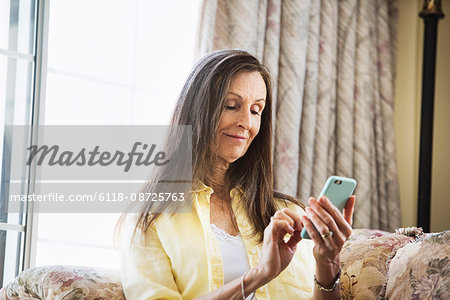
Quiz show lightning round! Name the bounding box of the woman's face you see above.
[212,71,267,164]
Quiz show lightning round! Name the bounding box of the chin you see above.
[221,152,245,164]
[215,147,249,164]
[223,156,240,164]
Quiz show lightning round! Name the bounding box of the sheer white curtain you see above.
[35,0,201,269]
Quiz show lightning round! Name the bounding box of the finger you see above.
[300,215,325,246]
[308,198,347,248]
[305,207,331,238]
[309,198,339,231]
[305,207,338,249]
[343,195,356,226]
[286,229,302,249]
[273,209,295,229]
[317,196,352,238]
[271,219,295,237]
[278,208,303,231]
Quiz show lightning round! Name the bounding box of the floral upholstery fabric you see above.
[339,228,418,299]
[1,229,449,300]
[0,265,125,300]
[385,230,450,300]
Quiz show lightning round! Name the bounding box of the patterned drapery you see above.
[196,0,400,231]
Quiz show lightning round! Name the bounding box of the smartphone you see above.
[300,176,357,239]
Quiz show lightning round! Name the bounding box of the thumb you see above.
[343,195,356,226]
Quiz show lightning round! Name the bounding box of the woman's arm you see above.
[118,215,183,300]
[119,209,302,300]
[197,194,355,300]
[195,207,303,300]
[193,267,267,300]
[301,195,356,300]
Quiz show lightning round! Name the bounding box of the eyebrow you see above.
[227,92,265,102]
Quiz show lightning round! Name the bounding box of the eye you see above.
[225,105,236,110]
[251,105,262,116]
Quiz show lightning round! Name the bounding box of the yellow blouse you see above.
[118,182,315,299]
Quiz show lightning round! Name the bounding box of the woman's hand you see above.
[256,208,303,284]
[301,196,356,288]
[194,207,304,300]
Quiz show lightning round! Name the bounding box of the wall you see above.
[431,0,450,232]
[395,0,450,232]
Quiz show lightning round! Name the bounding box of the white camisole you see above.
[210,224,254,299]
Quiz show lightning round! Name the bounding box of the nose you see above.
[237,108,252,130]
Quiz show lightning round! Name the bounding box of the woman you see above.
[117,49,356,299]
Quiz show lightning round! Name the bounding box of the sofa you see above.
[1,228,449,300]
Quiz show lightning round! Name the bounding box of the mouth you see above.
[224,133,246,141]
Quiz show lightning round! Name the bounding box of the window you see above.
[1,0,201,280]
[36,0,201,269]
[0,0,38,286]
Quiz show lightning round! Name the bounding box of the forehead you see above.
[228,71,267,99]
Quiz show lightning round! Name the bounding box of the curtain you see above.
[196,0,401,231]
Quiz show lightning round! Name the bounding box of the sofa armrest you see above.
[0,265,124,300]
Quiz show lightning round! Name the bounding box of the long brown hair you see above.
[115,49,304,245]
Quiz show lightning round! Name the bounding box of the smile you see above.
[224,133,246,142]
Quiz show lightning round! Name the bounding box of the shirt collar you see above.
[191,180,214,194]
[192,180,243,198]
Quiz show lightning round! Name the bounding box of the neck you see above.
[206,158,230,198]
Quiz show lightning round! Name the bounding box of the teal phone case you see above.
[300,176,357,239]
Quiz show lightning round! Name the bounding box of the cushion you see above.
[384,230,450,299]
[0,265,125,300]
[339,228,417,300]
